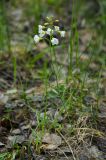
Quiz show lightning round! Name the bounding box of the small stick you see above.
[57,131,76,160]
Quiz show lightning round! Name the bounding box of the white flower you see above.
[38,25,43,29]
[38,25,45,35]
[34,35,40,43]
[46,28,53,35]
[39,30,45,37]
[51,38,59,45]
[54,26,60,31]
[60,31,65,37]
[38,25,43,33]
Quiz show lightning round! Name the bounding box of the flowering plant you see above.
[34,17,65,46]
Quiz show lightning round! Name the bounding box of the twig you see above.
[58,147,69,160]
[57,131,76,160]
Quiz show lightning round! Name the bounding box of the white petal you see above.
[39,30,45,37]
[60,31,65,37]
[51,38,59,45]
[54,26,60,31]
[38,29,42,34]
[38,25,44,34]
[34,35,40,43]
[46,28,53,35]
[38,25,43,30]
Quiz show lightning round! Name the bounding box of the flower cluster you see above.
[34,20,65,46]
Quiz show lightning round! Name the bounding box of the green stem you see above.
[13,56,17,85]
[52,46,59,87]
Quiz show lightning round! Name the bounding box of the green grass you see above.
[0,0,11,54]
